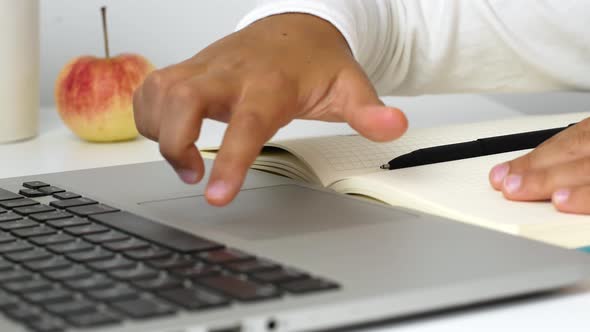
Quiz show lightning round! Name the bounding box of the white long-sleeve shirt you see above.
[237,0,590,96]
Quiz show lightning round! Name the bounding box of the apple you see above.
[55,7,154,142]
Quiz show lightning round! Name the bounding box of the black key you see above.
[133,274,183,291]
[0,268,33,282]
[111,298,175,318]
[29,233,74,246]
[0,198,39,209]
[12,225,57,238]
[53,192,81,200]
[66,274,115,291]
[0,188,22,201]
[0,232,16,244]
[90,211,223,253]
[109,265,159,281]
[251,268,309,284]
[38,186,65,195]
[88,256,135,271]
[280,278,339,294]
[198,275,281,302]
[0,240,34,253]
[19,188,47,198]
[64,223,109,236]
[226,259,280,274]
[103,238,149,252]
[67,247,114,262]
[87,283,139,302]
[49,197,96,209]
[0,292,20,310]
[3,278,53,293]
[46,217,89,229]
[48,240,94,254]
[24,287,74,305]
[199,248,253,264]
[4,303,44,321]
[5,248,52,262]
[25,256,72,272]
[23,181,50,190]
[0,212,23,223]
[13,204,55,216]
[170,263,220,279]
[44,265,92,281]
[30,211,73,222]
[46,299,96,316]
[148,254,195,270]
[124,246,172,261]
[27,318,66,332]
[66,310,121,328]
[0,219,38,230]
[0,258,13,271]
[67,204,119,217]
[84,230,129,244]
[158,286,230,310]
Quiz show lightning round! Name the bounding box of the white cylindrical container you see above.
[0,0,39,143]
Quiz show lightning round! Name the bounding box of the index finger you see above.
[206,85,295,206]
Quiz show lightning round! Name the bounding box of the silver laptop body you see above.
[0,160,588,332]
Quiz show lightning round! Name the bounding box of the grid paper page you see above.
[270,112,590,186]
[294,134,443,171]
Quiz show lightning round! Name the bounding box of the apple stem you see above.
[101,6,110,59]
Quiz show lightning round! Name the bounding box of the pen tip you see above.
[380,164,390,170]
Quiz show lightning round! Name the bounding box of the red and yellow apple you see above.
[55,54,154,142]
[54,6,155,142]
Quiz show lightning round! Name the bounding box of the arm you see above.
[240,0,590,94]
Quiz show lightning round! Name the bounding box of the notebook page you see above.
[333,150,590,247]
[268,112,590,186]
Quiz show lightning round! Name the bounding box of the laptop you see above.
[0,159,588,332]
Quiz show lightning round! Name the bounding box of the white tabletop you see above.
[2,95,590,331]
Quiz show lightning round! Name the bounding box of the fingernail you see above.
[553,189,570,205]
[206,180,230,201]
[491,163,510,184]
[504,174,522,194]
[177,169,198,184]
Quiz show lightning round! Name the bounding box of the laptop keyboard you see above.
[0,183,339,332]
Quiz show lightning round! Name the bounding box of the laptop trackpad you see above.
[138,185,414,241]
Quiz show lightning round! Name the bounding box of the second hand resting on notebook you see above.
[133,9,590,215]
[489,118,590,215]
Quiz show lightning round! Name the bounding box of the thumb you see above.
[340,69,408,142]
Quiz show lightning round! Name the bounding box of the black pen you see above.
[380,123,576,170]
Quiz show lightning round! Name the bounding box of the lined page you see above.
[268,112,589,186]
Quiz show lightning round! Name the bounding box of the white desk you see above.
[2,96,590,331]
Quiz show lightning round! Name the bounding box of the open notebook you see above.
[202,112,590,248]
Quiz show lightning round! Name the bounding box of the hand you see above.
[133,14,408,206]
[489,118,590,214]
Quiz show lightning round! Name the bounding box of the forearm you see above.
[239,0,590,95]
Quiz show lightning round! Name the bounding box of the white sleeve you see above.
[237,0,590,96]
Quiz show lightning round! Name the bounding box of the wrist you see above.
[247,13,352,56]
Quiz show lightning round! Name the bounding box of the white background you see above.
[40,0,590,115]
